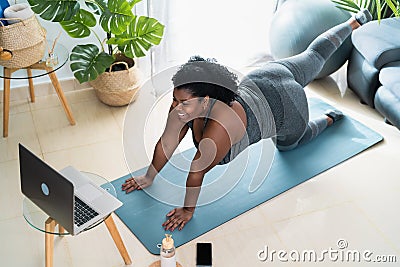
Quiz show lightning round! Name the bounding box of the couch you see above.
[347,17,400,130]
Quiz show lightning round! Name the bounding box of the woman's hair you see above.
[171,56,239,105]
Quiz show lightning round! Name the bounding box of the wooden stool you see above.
[2,61,75,137]
[44,214,131,267]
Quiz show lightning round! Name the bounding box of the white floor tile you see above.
[29,88,97,111]
[43,138,129,181]
[355,191,400,252]
[0,98,31,115]
[0,216,72,267]
[273,202,399,267]
[0,111,41,162]
[0,160,24,221]
[32,100,121,153]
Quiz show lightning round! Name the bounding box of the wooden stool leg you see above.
[104,215,132,265]
[46,70,76,125]
[3,68,11,138]
[58,225,65,235]
[26,69,35,103]
[45,218,56,267]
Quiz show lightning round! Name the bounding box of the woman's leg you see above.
[276,10,372,151]
[276,9,371,87]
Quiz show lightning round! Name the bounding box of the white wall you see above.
[151,0,276,95]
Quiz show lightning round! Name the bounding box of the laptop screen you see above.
[19,143,74,233]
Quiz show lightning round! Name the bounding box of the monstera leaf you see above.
[107,16,165,58]
[85,0,103,15]
[28,0,80,22]
[70,44,114,83]
[99,0,135,35]
[60,9,96,38]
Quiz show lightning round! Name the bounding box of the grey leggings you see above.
[274,22,353,151]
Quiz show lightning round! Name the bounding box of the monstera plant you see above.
[331,0,399,20]
[28,0,165,84]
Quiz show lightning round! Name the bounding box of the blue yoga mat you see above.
[111,98,383,254]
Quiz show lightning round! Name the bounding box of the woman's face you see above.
[172,88,206,122]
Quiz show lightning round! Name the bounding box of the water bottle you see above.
[0,0,10,25]
[160,234,176,267]
[0,0,9,10]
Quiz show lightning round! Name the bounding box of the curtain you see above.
[139,0,275,95]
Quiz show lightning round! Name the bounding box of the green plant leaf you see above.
[85,1,101,15]
[332,0,361,11]
[331,0,399,19]
[385,0,400,16]
[99,0,135,34]
[60,9,96,38]
[129,0,143,7]
[107,16,165,58]
[28,0,80,22]
[70,44,114,83]
[376,0,382,19]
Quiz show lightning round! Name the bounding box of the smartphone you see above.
[196,242,212,266]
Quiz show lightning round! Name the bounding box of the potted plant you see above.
[331,0,399,20]
[27,0,165,106]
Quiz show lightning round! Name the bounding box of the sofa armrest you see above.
[352,18,400,69]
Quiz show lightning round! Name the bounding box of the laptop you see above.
[18,143,122,235]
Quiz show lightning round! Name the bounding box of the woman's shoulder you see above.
[208,100,246,129]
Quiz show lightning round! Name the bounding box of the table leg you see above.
[58,225,65,235]
[46,70,76,125]
[104,215,132,265]
[3,68,11,137]
[26,69,35,103]
[45,218,56,267]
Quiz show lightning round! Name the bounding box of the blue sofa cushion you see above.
[347,48,380,107]
[352,18,400,69]
[374,85,400,129]
[379,61,400,88]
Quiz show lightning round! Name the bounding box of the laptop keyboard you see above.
[74,196,99,227]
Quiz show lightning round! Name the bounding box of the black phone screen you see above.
[196,242,212,266]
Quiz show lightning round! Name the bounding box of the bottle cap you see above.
[162,234,174,249]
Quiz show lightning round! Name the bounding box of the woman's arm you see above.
[145,122,188,180]
[163,118,236,230]
[122,105,188,192]
[185,118,234,208]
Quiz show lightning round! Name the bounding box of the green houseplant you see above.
[331,0,399,20]
[27,0,164,105]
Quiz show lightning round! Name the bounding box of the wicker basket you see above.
[0,15,46,68]
[90,56,142,107]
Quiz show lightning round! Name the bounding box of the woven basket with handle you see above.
[0,15,46,68]
[90,55,142,107]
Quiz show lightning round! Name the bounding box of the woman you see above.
[122,10,372,231]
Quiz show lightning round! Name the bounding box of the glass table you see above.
[23,172,132,267]
[1,42,75,137]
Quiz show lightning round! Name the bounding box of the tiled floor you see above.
[1,65,400,267]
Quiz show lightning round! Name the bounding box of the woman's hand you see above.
[121,175,153,193]
[162,207,194,231]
